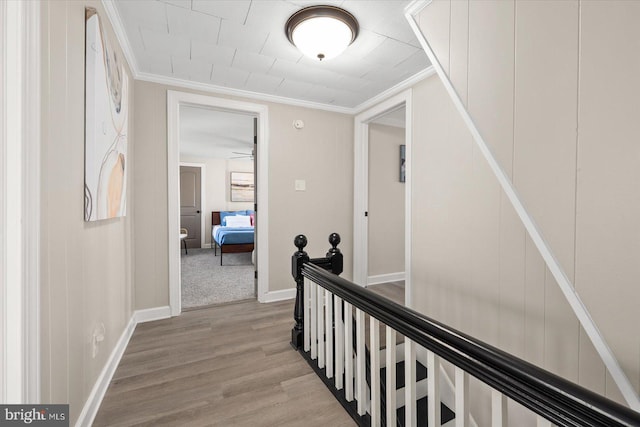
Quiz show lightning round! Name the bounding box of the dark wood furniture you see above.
[211,211,255,265]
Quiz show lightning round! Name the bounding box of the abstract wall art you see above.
[84,7,129,221]
[230,172,255,202]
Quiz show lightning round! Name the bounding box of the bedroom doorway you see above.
[168,91,269,316]
[178,106,257,310]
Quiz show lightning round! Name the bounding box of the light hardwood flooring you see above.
[94,282,404,426]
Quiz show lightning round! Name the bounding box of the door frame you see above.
[1,0,41,402]
[179,162,206,248]
[353,89,413,307]
[168,91,269,315]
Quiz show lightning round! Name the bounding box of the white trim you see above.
[75,315,136,427]
[353,67,434,115]
[261,288,296,303]
[134,306,172,324]
[100,0,139,77]
[405,0,640,409]
[179,162,206,248]
[23,0,41,403]
[367,272,405,286]
[0,0,7,404]
[168,91,269,316]
[353,90,413,308]
[141,72,353,115]
[1,0,41,403]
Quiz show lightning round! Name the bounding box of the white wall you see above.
[40,1,134,423]
[134,81,354,308]
[180,156,254,246]
[367,123,405,279]
[410,0,640,419]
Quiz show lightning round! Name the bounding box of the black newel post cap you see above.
[326,232,343,275]
[328,232,340,250]
[294,234,308,252]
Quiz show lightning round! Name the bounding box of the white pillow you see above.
[225,215,252,227]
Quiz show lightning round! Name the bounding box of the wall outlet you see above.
[92,323,105,358]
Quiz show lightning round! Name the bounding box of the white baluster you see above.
[386,327,397,426]
[370,317,381,426]
[455,367,469,427]
[325,289,333,378]
[536,416,552,427]
[345,302,354,401]
[427,351,440,427]
[310,281,317,359]
[491,389,507,427]
[356,308,366,415]
[317,285,325,368]
[303,278,311,352]
[405,338,417,427]
[334,295,344,389]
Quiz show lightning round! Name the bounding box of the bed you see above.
[211,210,255,265]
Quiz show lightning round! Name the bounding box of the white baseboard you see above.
[75,315,136,427]
[260,288,296,303]
[134,306,171,323]
[75,305,171,426]
[367,272,405,286]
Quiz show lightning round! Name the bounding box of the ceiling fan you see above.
[231,150,254,160]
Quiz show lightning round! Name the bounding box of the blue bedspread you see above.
[213,227,255,245]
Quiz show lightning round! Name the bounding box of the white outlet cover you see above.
[295,179,306,191]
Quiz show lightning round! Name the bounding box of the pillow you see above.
[219,211,235,225]
[249,213,255,226]
[225,215,252,228]
[220,210,249,225]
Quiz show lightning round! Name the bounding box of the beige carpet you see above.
[181,248,255,309]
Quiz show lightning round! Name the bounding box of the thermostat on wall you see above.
[293,119,305,129]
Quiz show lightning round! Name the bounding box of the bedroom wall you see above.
[179,156,254,246]
[134,80,354,308]
[367,123,405,280]
[410,0,640,420]
[40,1,134,424]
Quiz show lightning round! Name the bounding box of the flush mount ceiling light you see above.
[285,5,359,61]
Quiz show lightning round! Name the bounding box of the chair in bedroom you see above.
[180,228,188,254]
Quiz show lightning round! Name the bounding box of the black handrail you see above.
[302,262,640,427]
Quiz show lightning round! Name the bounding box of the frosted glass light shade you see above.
[286,6,358,62]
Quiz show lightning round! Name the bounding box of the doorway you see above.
[178,106,256,310]
[168,91,269,316]
[353,90,413,307]
[367,108,406,290]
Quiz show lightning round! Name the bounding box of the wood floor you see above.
[94,282,404,427]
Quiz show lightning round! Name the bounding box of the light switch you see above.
[295,180,306,191]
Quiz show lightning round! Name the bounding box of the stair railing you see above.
[291,234,640,427]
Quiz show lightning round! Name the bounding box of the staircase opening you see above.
[290,234,640,426]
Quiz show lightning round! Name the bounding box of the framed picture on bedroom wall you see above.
[230,172,254,202]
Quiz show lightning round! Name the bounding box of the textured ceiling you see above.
[180,106,255,160]
[113,0,430,109]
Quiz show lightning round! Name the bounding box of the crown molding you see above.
[404,0,433,17]
[352,66,435,114]
[100,0,436,116]
[101,0,140,77]
[136,72,355,114]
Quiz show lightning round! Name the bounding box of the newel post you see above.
[291,235,309,349]
[326,232,343,276]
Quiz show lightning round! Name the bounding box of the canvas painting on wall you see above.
[230,172,255,202]
[84,7,129,221]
